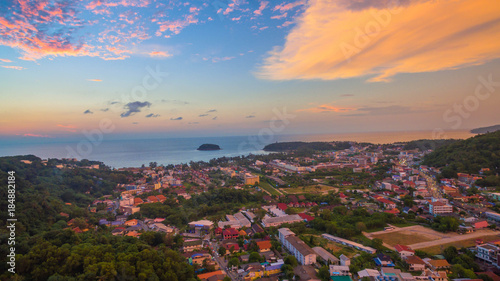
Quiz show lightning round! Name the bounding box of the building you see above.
[476,243,500,268]
[257,240,272,253]
[182,239,203,252]
[188,220,214,230]
[322,234,376,254]
[340,254,350,266]
[262,214,302,227]
[428,202,453,215]
[405,255,426,271]
[395,244,415,258]
[426,259,451,272]
[358,269,381,278]
[330,265,350,276]
[485,212,500,222]
[244,173,260,185]
[278,228,317,265]
[312,246,340,265]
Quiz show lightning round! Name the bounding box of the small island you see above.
[197,144,221,151]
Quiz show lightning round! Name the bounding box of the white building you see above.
[278,228,317,265]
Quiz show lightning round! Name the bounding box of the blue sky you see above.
[1,0,500,140]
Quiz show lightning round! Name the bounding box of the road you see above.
[208,239,239,281]
[419,171,441,199]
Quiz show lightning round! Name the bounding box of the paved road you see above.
[408,229,499,249]
[208,240,239,281]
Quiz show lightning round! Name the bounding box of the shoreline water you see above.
[0,130,474,168]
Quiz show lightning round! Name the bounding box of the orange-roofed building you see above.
[125,219,138,226]
[126,231,141,238]
[257,240,272,252]
[156,195,167,202]
[134,197,144,205]
[147,196,158,203]
[197,270,226,281]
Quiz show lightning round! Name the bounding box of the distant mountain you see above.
[263,141,351,152]
[423,130,500,175]
[470,124,500,134]
[197,143,221,151]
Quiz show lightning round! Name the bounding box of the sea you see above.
[0,130,474,168]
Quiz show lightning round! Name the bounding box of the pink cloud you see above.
[1,65,25,70]
[149,51,171,58]
[0,58,12,63]
[298,104,357,113]
[273,0,305,13]
[254,1,269,16]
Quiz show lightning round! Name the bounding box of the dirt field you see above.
[419,235,500,255]
[365,225,500,252]
[371,232,436,247]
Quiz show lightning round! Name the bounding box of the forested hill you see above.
[263,141,351,152]
[0,156,196,281]
[423,131,500,175]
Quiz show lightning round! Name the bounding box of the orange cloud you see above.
[87,79,102,82]
[1,65,25,70]
[149,51,172,58]
[258,0,500,82]
[0,58,12,63]
[57,124,77,132]
[298,104,357,113]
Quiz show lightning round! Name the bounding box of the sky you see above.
[1,0,500,140]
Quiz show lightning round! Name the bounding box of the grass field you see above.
[419,235,500,255]
[259,181,281,196]
[371,232,435,247]
[302,234,361,258]
[282,184,338,194]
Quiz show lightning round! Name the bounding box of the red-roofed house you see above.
[277,203,288,211]
[395,244,415,258]
[299,213,315,222]
[134,197,144,206]
[377,198,396,209]
[223,228,239,240]
[385,209,400,215]
[473,220,488,229]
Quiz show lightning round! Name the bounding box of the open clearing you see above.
[365,225,500,252]
[302,234,362,258]
[419,234,500,255]
[281,184,339,194]
[259,181,281,196]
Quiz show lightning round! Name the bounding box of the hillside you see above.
[470,124,500,134]
[423,131,500,175]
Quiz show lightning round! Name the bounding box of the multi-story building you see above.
[476,243,500,268]
[278,228,317,265]
[428,201,453,215]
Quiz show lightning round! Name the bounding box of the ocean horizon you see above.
[0,130,474,168]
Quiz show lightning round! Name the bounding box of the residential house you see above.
[426,259,451,272]
[329,265,350,276]
[406,255,426,271]
[395,244,415,258]
[257,240,272,253]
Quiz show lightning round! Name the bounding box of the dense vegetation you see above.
[0,156,192,280]
[423,131,500,176]
[263,141,351,152]
[470,124,500,134]
[403,139,458,151]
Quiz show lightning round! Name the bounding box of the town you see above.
[13,136,500,281]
